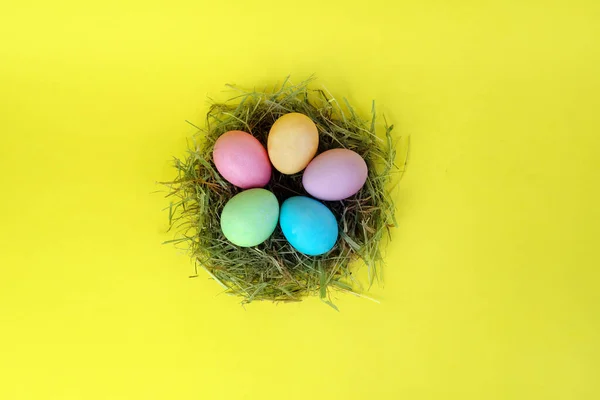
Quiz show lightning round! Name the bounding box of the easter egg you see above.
[213,130,271,189]
[279,196,338,256]
[267,113,319,174]
[302,149,368,201]
[220,189,279,247]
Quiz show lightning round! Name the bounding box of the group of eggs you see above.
[214,113,368,256]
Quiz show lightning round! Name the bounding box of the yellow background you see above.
[1,1,599,399]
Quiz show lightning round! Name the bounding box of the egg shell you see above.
[302,149,368,201]
[268,113,319,175]
[220,189,279,247]
[279,196,338,256]
[213,130,271,189]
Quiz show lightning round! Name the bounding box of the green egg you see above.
[220,189,279,247]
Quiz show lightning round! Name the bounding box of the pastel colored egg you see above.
[220,189,279,247]
[267,113,319,174]
[213,130,271,189]
[302,149,368,201]
[279,196,338,256]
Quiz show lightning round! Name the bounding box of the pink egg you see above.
[213,130,271,189]
[302,149,368,201]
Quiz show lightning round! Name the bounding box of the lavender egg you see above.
[302,149,368,201]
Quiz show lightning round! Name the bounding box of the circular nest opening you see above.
[165,77,400,307]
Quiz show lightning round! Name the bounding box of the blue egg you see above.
[279,196,338,256]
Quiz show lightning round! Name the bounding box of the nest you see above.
[164,77,402,308]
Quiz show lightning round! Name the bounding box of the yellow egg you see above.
[267,113,319,174]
